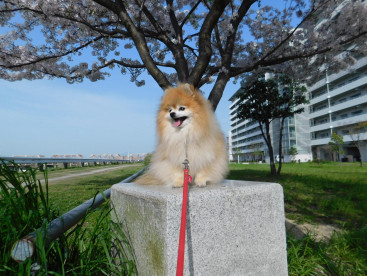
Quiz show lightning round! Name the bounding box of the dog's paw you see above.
[172,178,184,188]
[194,176,208,187]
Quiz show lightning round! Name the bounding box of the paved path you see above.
[45,164,140,183]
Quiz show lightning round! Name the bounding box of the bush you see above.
[143,153,153,166]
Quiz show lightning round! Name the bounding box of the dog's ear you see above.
[181,83,195,96]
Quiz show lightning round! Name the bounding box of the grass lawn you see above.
[47,164,144,213]
[228,162,367,228]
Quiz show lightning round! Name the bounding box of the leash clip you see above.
[182,159,189,170]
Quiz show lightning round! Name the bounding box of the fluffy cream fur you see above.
[135,83,228,187]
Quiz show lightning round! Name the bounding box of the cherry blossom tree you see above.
[1,0,366,110]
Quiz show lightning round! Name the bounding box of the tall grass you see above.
[0,160,136,275]
[287,227,367,275]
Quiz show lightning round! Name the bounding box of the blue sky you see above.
[1,0,294,157]
[0,69,236,157]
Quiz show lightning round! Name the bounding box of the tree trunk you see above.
[265,124,277,175]
[208,74,229,111]
[277,118,286,175]
[357,143,363,167]
[258,121,277,175]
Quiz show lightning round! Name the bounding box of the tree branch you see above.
[136,0,189,81]
[180,0,202,28]
[188,0,230,87]
[113,0,171,89]
[0,36,105,69]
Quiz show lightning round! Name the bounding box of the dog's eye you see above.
[179,107,185,111]
[168,108,172,113]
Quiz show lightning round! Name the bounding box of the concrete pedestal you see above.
[111,180,288,276]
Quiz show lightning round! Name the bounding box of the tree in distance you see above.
[236,75,308,175]
[329,132,344,163]
[289,146,299,162]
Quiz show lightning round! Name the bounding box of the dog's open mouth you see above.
[173,117,188,127]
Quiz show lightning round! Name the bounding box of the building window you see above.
[340,114,348,119]
[290,140,296,147]
[351,110,363,117]
[350,93,361,99]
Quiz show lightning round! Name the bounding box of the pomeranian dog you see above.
[135,83,228,187]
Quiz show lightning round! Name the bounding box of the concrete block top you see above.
[113,179,283,203]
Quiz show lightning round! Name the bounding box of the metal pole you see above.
[11,167,146,263]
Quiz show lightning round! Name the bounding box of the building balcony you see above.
[311,137,331,146]
[229,98,240,109]
[331,95,367,113]
[309,107,330,119]
[237,147,266,154]
[329,75,367,97]
[234,137,264,148]
[311,113,367,132]
[310,74,367,105]
[308,57,367,93]
[309,91,328,105]
[311,131,367,146]
[310,94,367,119]
[232,129,263,144]
[231,120,258,132]
[310,122,332,132]
[332,113,367,128]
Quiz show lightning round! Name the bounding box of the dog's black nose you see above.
[170,112,176,118]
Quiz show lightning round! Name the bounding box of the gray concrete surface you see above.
[111,180,288,276]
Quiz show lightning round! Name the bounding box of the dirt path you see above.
[44,164,140,184]
[286,218,342,241]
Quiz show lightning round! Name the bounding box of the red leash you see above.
[176,159,191,276]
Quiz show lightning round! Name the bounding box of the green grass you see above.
[0,161,141,275]
[36,163,138,180]
[2,160,366,275]
[229,162,367,275]
[287,228,367,275]
[47,164,143,213]
[229,162,367,228]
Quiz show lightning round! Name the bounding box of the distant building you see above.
[308,57,367,162]
[52,154,83,158]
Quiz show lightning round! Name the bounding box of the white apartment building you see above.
[228,78,312,163]
[309,56,367,162]
[229,56,367,163]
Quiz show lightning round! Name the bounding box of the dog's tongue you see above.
[174,118,182,127]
